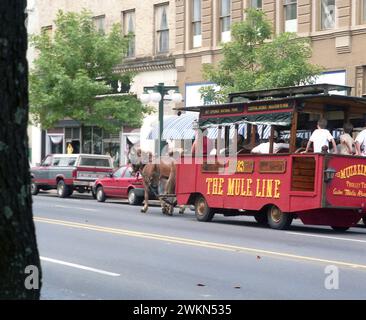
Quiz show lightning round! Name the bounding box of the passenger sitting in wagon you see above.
[236,134,245,154]
[251,131,289,154]
[302,118,338,154]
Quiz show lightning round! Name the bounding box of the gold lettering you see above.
[247,179,253,196]
[261,179,266,197]
[236,161,243,173]
[256,179,262,197]
[240,179,247,196]
[217,178,224,195]
[266,179,273,198]
[234,179,240,196]
[227,178,235,196]
[206,178,212,195]
[333,188,344,195]
[274,180,281,199]
[212,178,218,194]
[336,165,366,179]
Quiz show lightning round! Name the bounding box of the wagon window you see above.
[291,156,315,192]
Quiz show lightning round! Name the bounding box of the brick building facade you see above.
[174,0,366,106]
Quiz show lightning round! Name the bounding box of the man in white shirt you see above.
[355,120,366,156]
[251,131,289,154]
[302,118,337,154]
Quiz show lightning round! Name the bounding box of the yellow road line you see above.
[34,216,366,271]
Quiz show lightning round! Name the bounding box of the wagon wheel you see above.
[194,196,215,222]
[267,205,293,230]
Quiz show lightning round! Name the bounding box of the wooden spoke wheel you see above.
[267,205,293,230]
[194,196,215,222]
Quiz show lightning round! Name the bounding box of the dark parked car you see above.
[92,165,146,205]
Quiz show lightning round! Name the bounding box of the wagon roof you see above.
[179,93,366,114]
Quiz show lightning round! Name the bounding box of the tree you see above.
[201,8,323,102]
[0,0,42,299]
[30,10,147,132]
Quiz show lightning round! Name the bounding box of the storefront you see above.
[45,121,123,167]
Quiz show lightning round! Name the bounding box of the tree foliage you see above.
[30,10,147,132]
[201,8,323,103]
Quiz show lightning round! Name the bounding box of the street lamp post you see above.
[140,83,182,158]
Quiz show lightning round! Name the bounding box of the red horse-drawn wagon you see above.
[175,84,366,231]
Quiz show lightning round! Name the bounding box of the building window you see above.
[123,10,135,57]
[284,0,297,32]
[65,127,81,154]
[320,0,335,30]
[93,15,105,33]
[361,0,366,24]
[250,0,262,9]
[220,0,231,43]
[48,134,63,154]
[192,0,202,48]
[155,4,169,53]
[81,127,120,164]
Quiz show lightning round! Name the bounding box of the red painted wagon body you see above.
[175,84,366,231]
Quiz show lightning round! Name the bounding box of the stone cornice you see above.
[114,56,176,73]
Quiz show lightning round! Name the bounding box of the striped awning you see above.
[147,116,274,141]
[147,113,199,140]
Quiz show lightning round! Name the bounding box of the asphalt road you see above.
[32,191,366,300]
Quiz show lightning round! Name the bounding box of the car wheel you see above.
[96,186,106,202]
[363,216,366,226]
[267,205,293,230]
[128,189,143,205]
[194,196,215,222]
[31,182,39,196]
[57,180,70,198]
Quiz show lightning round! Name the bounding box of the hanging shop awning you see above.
[147,113,199,140]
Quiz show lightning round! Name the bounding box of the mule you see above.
[130,149,185,215]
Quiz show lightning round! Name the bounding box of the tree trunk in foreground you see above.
[0,0,42,299]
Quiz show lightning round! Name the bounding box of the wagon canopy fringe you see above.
[199,112,293,127]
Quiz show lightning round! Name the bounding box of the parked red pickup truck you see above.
[30,154,114,198]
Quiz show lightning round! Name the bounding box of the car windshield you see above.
[41,156,52,166]
[113,167,125,178]
[124,167,133,178]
